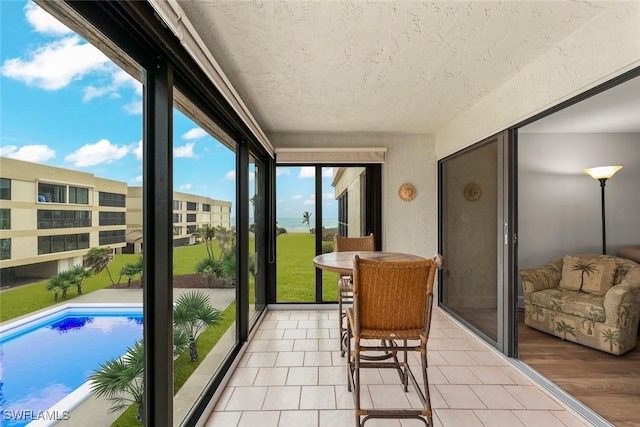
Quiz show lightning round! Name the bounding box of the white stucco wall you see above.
[435,2,640,159]
[269,133,437,259]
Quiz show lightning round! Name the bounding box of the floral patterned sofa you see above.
[520,254,640,355]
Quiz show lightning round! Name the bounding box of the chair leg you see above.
[338,291,344,356]
[421,347,433,426]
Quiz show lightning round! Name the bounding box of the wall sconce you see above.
[584,165,623,255]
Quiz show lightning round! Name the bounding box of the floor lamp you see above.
[584,165,623,255]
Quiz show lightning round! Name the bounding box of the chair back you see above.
[352,256,436,333]
[336,234,375,252]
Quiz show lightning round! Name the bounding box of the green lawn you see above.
[1,234,335,323]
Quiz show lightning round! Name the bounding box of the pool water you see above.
[0,307,143,427]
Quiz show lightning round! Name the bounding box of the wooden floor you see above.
[517,311,640,427]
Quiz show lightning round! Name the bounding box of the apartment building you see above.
[125,187,232,253]
[0,157,127,281]
[0,158,233,279]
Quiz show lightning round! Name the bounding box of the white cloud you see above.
[133,175,142,183]
[83,69,141,102]
[224,170,236,181]
[303,199,315,205]
[0,144,55,163]
[276,168,290,177]
[291,195,303,200]
[123,99,142,115]
[298,166,315,178]
[277,199,285,203]
[174,142,195,158]
[323,192,334,199]
[179,183,192,190]
[132,140,142,160]
[182,128,207,140]
[65,139,129,167]
[1,35,110,90]
[322,168,333,178]
[25,1,72,36]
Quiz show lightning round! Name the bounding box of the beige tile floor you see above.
[204,309,590,427]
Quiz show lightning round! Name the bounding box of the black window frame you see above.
[99,229,126,245]
[69,186,90,204]
[0,208,10,230]
[186,201,197,211]
[98,191,126,207]
[38,182,67,203]
[38,233,90,254]
[99,211,126,226]
[0,178,10,200]
[0,238,10,260]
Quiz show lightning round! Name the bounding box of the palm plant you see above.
[89,340,145,423]
[46,275,65,301]
[89,330,189,424]
[214,226,235,259]
[302,211,312,232]
[121,257,143,287]
[173,291,222,362]
[195,225,217,260]
[195,257,222,287]
[555,320,576,340]
[69,264,92,295]
[84,247,116,284]
[52,271,75,300]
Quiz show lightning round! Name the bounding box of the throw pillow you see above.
[559,255,616,295]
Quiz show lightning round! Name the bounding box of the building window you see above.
[186,213,196,223]
[0,209,10,230]
[173,200,181,210]
[338,192,348,237]
[0,178,10,200]
[38,183,66,203]
[186,225,196,234]
[37,233,90,255]
[69,186,89,204]
[172,213,181,223]
[37,210,92,229]
[99,230,126,245]
[0,238,10,260]
[186,202,197,211]
[99,211,126,226]
[202,203,211,212]
[99,191,126,207]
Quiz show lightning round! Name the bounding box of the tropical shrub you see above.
[173,291,222,362]
[195,257,222,287]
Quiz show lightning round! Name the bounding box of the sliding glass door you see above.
[439,131,515,353]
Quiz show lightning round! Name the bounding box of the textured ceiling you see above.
[178,1,611,135]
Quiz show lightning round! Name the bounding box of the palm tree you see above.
[84,247,116,284]
[601,329,620,353]
[69,264,92,295]
[55,270,76,299]
[195,225,217,260]
[195,257,222,287]
[173,291,222,362]
[571,260,599,291]
[214,226,235,259]
[46,275,65,301]
[555,320,576,340]
[302,211,312,233]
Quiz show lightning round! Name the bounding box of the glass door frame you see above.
[437,130,517,356]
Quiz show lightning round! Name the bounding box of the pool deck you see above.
[6,287,236,427]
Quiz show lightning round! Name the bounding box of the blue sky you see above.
[0,1,338,220]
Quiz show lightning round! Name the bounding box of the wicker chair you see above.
[346,254,440,427]
[336,234,376,356]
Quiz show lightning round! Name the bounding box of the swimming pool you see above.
[0,304,143,427]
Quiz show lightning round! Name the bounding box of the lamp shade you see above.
[584,165,623,180]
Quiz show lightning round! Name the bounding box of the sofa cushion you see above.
[530,288,605,322]
[559,255,616,295]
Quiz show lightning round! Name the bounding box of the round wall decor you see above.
[398,183,417,201]
[463,183,482,201]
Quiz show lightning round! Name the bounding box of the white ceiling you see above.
[177,1,630,136]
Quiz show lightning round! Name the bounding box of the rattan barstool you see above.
[346,254,442,427]
[336,234,375,356]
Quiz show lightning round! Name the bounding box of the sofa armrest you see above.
[603,283,640,327]
[520,259,562,294]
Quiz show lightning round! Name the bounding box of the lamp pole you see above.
[598,178,607,255]
[584,166,622,256]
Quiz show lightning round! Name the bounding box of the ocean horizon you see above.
[234,217,338,232]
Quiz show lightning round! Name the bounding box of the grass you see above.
[276,232,338,302]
